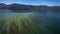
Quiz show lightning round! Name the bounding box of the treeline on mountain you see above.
[0,3,60,12]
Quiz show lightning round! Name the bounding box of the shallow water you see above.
[0,10,60,34]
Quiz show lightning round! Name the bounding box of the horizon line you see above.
[0,3,60,6]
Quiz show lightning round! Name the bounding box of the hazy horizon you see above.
[0,0,60,6]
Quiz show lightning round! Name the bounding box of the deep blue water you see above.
[0,9,60,17]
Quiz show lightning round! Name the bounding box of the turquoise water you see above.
[0,10,60,34]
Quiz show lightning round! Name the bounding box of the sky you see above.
[0,0,60,6]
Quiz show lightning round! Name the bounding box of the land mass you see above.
[0,3,60,12]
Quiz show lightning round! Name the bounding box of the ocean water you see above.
[0,9,60,34]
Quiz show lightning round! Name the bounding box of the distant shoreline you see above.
[0,3,60,12]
